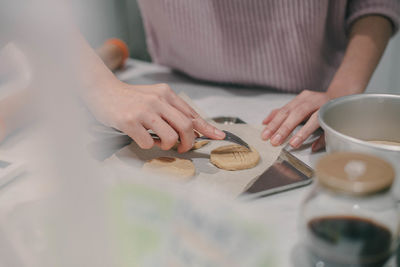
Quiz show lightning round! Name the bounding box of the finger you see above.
[261,92,307,126]
[158,102,195,153]
[261,95,307,140]
[169,94,197,118]
[192,114,226,140]
[262,90,315,122]
[270,105,316,146]
[261,108,290,140]
[142,116,179,151]
[136,84,198,151]
[144,83,195,118]
[122,124,155,149]
[171,95,215,134]
[312,133,326,152]
[289,112,320,148]
[262,109,279,125]
[161,91,226,140]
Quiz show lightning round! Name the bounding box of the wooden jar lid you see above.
[316,152,395,195]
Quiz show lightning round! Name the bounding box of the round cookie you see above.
[210,144,260,171]
[143,157,195,180]
[172,140,210,151]
[192,140,210,150]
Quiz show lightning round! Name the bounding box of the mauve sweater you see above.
[137,0,400,93]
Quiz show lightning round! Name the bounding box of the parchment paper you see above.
[103,93,284,197]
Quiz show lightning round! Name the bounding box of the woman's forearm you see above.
[327,15,392,98]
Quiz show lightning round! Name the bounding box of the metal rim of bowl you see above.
[319,93,400,152]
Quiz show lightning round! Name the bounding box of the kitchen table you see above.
[1,59,396,266]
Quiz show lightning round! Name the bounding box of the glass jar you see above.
[300,152,400,267]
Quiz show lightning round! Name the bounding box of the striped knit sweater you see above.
[137,0,400,93]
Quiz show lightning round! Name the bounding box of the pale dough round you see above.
[210,144,260,171]
[142,157,195,180]
[368,140,400,147]
[172,140,210,151]
[192,140,210,150]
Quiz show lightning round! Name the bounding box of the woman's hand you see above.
[89,81,226,153]
[261,15,392,152]
[261,90,330,151]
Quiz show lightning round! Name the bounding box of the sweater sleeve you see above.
[346,0,400,36]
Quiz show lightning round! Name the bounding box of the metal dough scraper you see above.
[241,144,314,199]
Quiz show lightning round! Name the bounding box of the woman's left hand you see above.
[261,90,330,151]
[261,15,393,152]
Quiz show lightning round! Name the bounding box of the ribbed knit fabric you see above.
[137,0,400,93]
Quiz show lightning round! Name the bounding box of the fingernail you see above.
[290,137,301,148]
[271,134,282,145]
[262,129,272,140]
[312,141,324,152]
[214,128,225,139]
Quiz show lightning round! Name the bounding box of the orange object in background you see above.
[96,38,130,71]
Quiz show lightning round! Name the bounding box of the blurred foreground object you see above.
[300,152,399,267]
[0,89,32,142]
[0,39,129,143]
[96,38,129,71]
[0,43,33,143]
[104,175,279,266]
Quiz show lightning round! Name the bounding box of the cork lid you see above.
[316,152,395,195]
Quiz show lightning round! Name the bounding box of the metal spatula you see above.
[241,144,314,199]
[241,128,324,199]
[90,124,250,149]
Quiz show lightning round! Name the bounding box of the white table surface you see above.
[4,59,391,266]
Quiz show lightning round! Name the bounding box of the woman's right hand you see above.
[89,81,226,153]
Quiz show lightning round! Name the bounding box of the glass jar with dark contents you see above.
[300,152,399,267]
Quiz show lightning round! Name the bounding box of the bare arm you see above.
[327,15,392,98]
[76,33,225,153]
[261,15,393,151]
[1,14,225,151]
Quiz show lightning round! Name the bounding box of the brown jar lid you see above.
[316,152,395,195]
